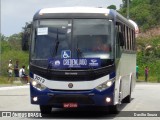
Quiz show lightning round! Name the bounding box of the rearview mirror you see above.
[22,23,32,51]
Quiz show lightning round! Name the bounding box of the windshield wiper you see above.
[77,48,84,58]
[76,42,84,59]
[53,29,60,57]
[47,29,59,72]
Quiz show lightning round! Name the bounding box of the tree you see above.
[8,33,23,51]
[0,33,6,41]
[121,0,132,8]
[107,5,116,10]
[149,0,160,25]
[22,22,32,51]
[0,34,10,54]
[119,0,160,31]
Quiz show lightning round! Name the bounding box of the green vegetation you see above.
[0,76,10,84]
[107,5,116,10]
[120,0,160,31]
[137,35,160,82]
[0,33,29,78]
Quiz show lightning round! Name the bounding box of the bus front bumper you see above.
[30,83,115,108]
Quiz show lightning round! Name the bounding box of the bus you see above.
[23,7,137,114]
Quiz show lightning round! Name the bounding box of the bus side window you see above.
[119,32,125,47]
[115,22,125,58]
[115,28,121,58]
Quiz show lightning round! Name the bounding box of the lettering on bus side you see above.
[34,75,45,84]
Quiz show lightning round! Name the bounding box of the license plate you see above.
[63,103,78,108]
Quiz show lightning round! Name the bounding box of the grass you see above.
[137,76,159,83]
[0,76,10,84]
[0,76,25,86]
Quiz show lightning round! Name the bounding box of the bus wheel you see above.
[40,105,52,114]
[122,90,131,103]
[122,83,132,103]
[109,104,120,114]
[109,80,122,114]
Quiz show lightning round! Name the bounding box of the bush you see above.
[1,50,29,77]
[137,36,160,82]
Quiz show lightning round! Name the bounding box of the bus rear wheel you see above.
[122,83,132,103]
[40,105,52,114]
[122,91,131,103]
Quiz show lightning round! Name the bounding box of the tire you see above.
[123,82,132,103]
[109,104,120,114]
[109,80,121,114]
[40,105,52,114]
[122,90,131,103]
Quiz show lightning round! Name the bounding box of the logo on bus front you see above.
[89,59,99,67]
[54,60,61,66]
[68,83,73,88]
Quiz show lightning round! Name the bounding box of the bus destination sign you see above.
[48,58,101,69]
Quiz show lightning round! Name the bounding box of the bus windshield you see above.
[73,19,113,59]
[31,19,114,69]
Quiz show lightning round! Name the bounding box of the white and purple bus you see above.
[24,7,137,114]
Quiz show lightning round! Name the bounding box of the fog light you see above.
[106,97,111,103]
[32,81,37,86]
[33,97,38,102]
[106,81,112,87]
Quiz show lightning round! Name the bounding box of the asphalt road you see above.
[0,82,160,120]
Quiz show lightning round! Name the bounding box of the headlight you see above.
[95,78,115,92]
[31,79,47,91]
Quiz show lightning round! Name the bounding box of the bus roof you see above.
[33,7,134,29]
[128,20,139,32]
[33,7,112,20]
[39,7,110,14]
